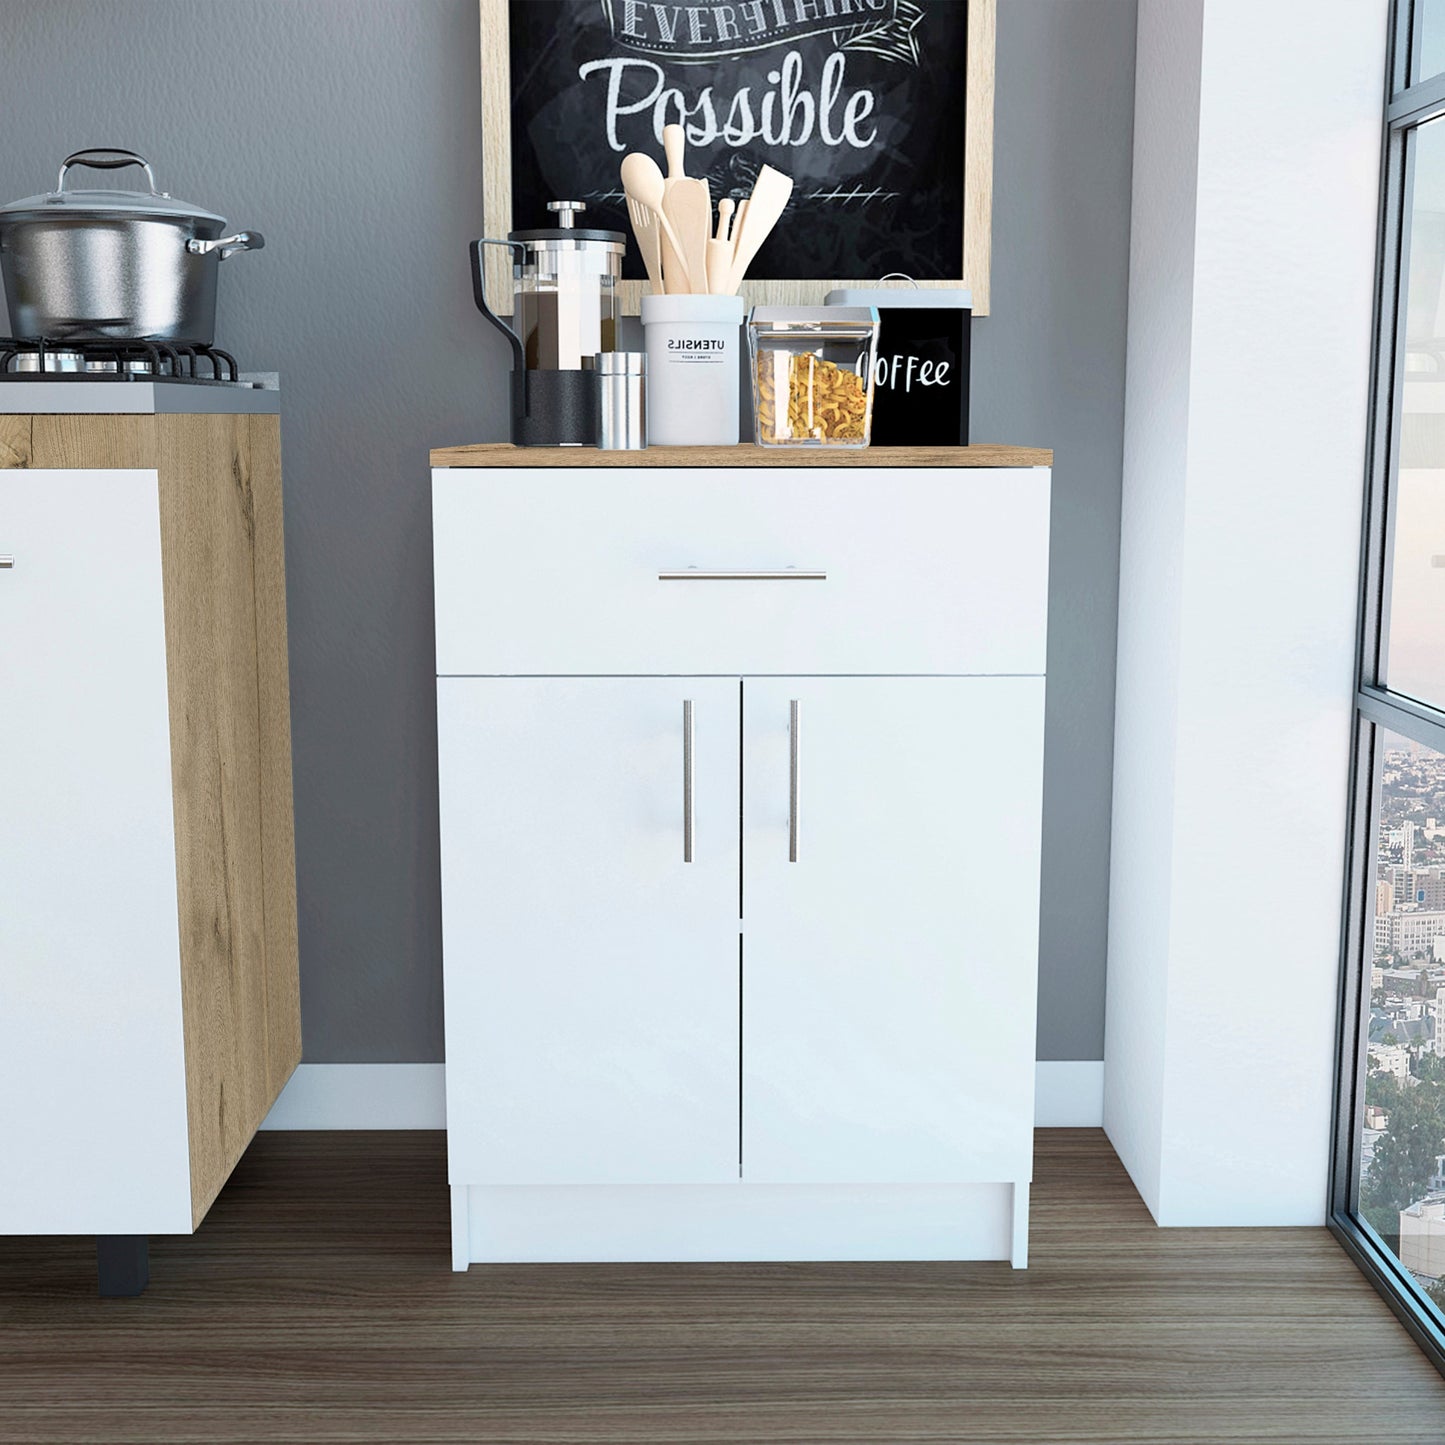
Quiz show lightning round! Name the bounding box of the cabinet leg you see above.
[450,1185,470,1272]
[1010,1183,1029,1269]
[97,1235,149,1296]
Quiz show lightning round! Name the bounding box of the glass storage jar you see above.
[748,306,880,447]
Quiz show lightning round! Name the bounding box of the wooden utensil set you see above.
[620,124,793,297]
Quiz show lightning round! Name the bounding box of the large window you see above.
[1333,1,1445,1374]
[1357,731,1445,1323]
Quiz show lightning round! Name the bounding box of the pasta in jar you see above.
[754,350,870,444]
[748,306,879,448]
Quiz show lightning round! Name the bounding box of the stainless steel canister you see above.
[594,351,646,449]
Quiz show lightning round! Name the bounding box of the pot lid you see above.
[0,149,226,225]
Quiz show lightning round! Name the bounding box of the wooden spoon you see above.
[620,152,691,292]
[707,198,735,294]
[661,124,710,295]
[728,199,750,287]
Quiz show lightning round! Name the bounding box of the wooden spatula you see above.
[728,166,794,293]
[625,194,664,292]
[661,123,710,295]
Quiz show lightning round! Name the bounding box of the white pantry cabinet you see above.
[0,416,301,1294]
[432,445,1051,1269]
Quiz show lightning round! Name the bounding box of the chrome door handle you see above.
[658,568,826,581]
[789,699,801,863]
[0,556,12,568]
[683,699,695,863]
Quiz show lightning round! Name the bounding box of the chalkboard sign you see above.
[479,0,994,315]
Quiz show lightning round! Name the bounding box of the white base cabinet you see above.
[433,457,1050,1268]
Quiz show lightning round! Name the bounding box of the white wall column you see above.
[1106,0,1386,1225]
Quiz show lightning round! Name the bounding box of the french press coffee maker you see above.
[471,200,625,446]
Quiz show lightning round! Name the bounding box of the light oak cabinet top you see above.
[430,442,1053,468]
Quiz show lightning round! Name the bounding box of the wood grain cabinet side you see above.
[0,416,301,1240]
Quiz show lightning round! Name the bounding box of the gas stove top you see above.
[0,337,260,385]
[0,337,279,415]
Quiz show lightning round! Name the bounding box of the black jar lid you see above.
[511,200,624,249]
[510,227,625,244]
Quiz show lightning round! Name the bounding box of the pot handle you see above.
[187,231,266,260]
[58,148,160,196]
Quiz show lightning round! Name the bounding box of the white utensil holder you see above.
[641,294,745,446]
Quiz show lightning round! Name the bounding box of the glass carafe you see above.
[472,200,625,445]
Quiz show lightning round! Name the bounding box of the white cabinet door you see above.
[742,676,1045,1185]
[438,677,741,1184]
[0,470,193,1235]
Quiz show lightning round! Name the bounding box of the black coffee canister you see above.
[825,286,971,446]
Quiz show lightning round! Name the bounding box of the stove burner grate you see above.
[0,337,242,383]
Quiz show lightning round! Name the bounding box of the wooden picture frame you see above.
[478,0,994,316]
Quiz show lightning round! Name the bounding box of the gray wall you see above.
[979,1,1135,1058]
[0,0,1133,1064]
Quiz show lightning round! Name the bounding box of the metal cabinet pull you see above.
[658,568,826,582]
[0,556,12,569]
[789,699,801,863]
[683,699,695,863]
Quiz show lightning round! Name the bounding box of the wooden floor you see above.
[1,1130,1442,1443]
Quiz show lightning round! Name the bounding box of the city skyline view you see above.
[1362,738,1445,1321]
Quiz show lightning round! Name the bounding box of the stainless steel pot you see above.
[0,148,263,344]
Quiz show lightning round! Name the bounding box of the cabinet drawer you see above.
[432,467,1049,676]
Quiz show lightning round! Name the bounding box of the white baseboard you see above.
[261,1061,1105,1131]
[454,1180,1023,1266]
[260,1063,447,1129]
[1034,1061,1105,1127]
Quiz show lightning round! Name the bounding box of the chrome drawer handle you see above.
[683,699,695,864]
[789,699,801,863]
[0,556,12,568]
[658,568,827,581]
